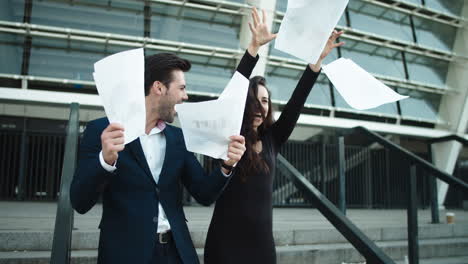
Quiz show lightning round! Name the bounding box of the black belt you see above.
[157,231,172,244]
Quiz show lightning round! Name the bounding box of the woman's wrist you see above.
[247,42,260,57]
[309,60,322,72]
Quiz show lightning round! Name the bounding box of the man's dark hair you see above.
[144,53,191,96]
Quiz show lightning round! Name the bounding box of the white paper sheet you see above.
[175,71,249,160]
[275,0,349,64]
[322,58,408,110]
[93,48,146,144]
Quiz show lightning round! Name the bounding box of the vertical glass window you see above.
[31,0,144,37]
[225,0,246,3]
[151,4,241,49]
[265,66,333,108]
[183,54,235,95]
[29,37,126,81]
[348,1,413,42]
[0,33,24,75]
[424,0,464,16]
[341,40,406,79]
[398,89,440,121]
[275,0,287,13]
[413,17,456,52]
[0,0,24,22]
[405,53,448,87]
[399,0,422,5]
[307,74,333,107]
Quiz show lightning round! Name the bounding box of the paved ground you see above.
[0,201,467,232]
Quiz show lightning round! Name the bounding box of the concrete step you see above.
[0,250,96,264]
[2,223,467,251]
[275,238,468,263]
[1,238,468,264]
[395,256,468,264]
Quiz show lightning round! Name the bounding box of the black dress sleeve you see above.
[236,50,259,79]
[270,66,320,148]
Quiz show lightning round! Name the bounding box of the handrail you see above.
[343,126,468,264]
[50,103,80,264]
[277,154,395,264]
[277,126,468,263]
[427,134,468,146]
[349,126,468,192]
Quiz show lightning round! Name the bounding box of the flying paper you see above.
[323,58,408,110]
[93,48,146,144]
[275,0,349,64]
[175,71,249,160]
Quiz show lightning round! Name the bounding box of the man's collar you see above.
[156,120,167,131]
[146,120,167,136]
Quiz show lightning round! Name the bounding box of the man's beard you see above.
[158,101,174,123]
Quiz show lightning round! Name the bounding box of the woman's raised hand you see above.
[248,7,277,56]
[310,30,345,72]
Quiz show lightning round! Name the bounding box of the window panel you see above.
[266,66,332,107]
[151,5,241,49]
[29,37,126,81]
[225,0,246,3]
[398,89,440,121]
[399,0,422,5]
[31,0,144,36]
[348,1,413,42]
[183,54,235,95]
[0,33,24,75]
[338,11,347,27]
[413,17,456,52]
[341,40,406,79]
[424,0,464,16]
[307,75,333,107]
[0,0,24,22]
[276,0,287,13]
[405,53,448,86]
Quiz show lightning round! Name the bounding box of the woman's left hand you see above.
[248,8,277,56]
[310,30,345,72]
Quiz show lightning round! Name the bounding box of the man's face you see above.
[158,70,188,123]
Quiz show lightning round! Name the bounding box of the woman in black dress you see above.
[204,8,344,264]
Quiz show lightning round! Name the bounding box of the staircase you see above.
[1,203,467,264]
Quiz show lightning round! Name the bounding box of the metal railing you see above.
[426,133,468,223]
[349,126,468,190]
[277,126,468,264]
[272,141,434,209]
[50,103,80,264]
[277,154,395,264]
[0,130,66,201]
[343,126,468,264]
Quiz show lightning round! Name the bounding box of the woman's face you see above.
[253,84,269,130]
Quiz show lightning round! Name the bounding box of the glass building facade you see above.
[0,0,466,127]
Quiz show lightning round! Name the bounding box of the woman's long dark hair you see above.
[237,76,274,181]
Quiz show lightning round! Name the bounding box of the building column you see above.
[239,0,277,77]
[432,3,468,209]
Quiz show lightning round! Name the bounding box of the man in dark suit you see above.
[70,52,245,264]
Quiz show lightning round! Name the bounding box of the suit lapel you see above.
[128,138,157,186]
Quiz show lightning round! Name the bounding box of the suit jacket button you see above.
[153,216,158,223]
